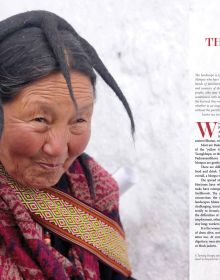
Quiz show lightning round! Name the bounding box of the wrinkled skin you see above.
[0,71,94,188]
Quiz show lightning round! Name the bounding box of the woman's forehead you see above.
[25,71,93,94]
[2,71,94,115]
[17,71,93,102]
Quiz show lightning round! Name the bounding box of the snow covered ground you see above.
[0,1,190,279]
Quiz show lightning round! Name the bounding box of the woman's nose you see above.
[42,128,69,158]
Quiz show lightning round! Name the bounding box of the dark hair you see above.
[0,27,97,102]
[0,10,135,196]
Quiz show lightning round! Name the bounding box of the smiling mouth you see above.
[36,162,63,170]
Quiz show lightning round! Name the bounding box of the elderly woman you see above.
[0,10,135,280]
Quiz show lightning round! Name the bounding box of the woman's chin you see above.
[13,174,62,189]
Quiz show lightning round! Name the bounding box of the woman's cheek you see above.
[5,126,44,157]
[68,130,91,158]
[63,131,91,171]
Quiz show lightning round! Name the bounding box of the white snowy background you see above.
[0,1,190,279]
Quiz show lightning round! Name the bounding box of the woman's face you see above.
[0,71,94,188]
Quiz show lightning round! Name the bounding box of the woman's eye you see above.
[33,117,47,123]
[70,118,88,134]
[76,118,86,123]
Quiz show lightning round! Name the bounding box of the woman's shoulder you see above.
[67,154,120,215]
[86,154,120,213]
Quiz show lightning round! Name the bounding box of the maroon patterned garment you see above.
[0,156,124,280]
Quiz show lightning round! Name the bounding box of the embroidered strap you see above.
[0,165,132,277]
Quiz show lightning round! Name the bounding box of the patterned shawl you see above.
[0,156,128,280]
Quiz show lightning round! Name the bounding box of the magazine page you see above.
[190,1,220,279]
[0,1,190,280]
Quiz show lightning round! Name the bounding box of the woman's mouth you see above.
[36,162,63,170]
